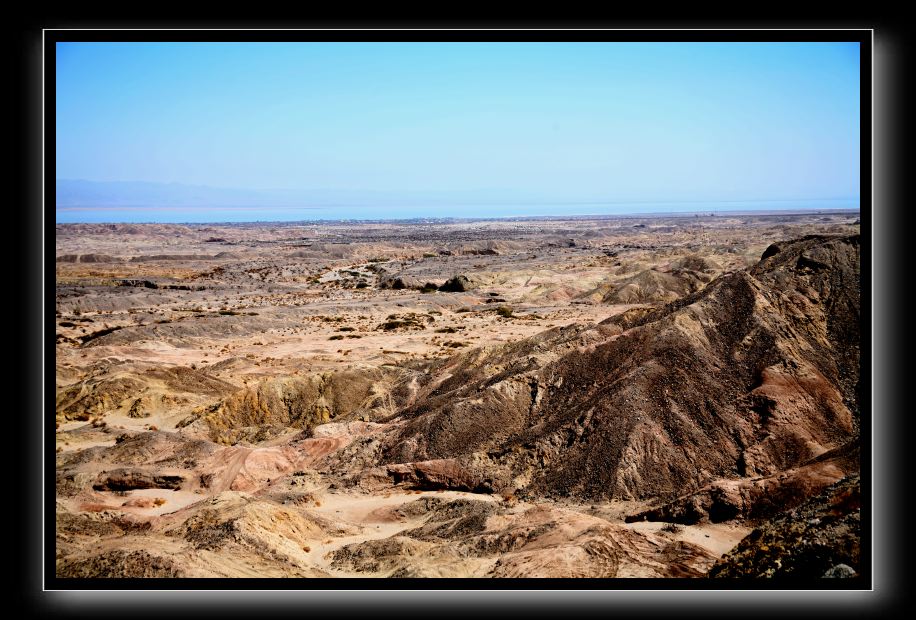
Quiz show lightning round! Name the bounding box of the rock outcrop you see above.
[709,475,861,578]
[439,274,479,292]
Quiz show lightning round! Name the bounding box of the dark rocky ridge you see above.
[362,234,859,503]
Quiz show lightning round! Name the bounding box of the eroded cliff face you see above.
[199,368,405,443]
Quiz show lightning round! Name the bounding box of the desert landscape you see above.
[53,211,861,579]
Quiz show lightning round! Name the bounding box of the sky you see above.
[55,41,861,222]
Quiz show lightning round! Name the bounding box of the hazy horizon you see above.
[56,41,860,223]
[55,179,859,224]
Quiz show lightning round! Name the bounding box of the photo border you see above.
[17,19,906,615]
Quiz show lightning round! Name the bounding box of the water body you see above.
[56,199,860,224]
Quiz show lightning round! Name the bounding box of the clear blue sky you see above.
[56,41,860,221]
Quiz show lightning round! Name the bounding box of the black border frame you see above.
[20,21,907,615]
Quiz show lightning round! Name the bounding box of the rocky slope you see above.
[709,475,861,578]
[349,234,859,503]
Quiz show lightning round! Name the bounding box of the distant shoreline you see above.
[55,208,860,226]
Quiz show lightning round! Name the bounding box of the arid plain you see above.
[55,212,861,578]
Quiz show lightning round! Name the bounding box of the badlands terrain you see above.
[55,212,862,579]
